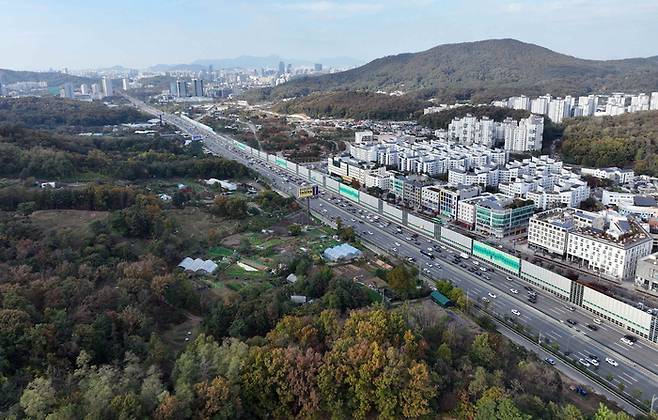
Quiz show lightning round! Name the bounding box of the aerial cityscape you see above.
[1,1,658,419]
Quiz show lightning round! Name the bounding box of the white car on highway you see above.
[511,309,521,316]
[578,358,590,367]
[509,288,518,294]
[605,357,618,367]
[488,292,497,299]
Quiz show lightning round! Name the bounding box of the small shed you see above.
[430,291,453,307]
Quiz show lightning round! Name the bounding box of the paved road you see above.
[125,95,658,409]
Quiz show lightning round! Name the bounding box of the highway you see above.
[124,95,658,410]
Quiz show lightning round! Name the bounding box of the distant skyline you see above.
[2,0,658,71]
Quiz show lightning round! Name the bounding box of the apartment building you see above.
[448,165,500,187]
[502,115,545,152]
[581,167,635,184]
[421,184,480,217]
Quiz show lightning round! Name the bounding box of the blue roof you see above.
[323,243,363,261]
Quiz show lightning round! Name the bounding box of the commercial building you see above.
[458,193,535,238]
[528,208,652,282]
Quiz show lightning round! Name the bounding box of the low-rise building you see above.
[635,252,658,297]
[581,167,635,184]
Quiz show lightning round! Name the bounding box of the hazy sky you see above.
[2,0,658,70]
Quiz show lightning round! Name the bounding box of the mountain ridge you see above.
[257,39,658,102]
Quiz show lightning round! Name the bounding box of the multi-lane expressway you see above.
[124,96,658,410]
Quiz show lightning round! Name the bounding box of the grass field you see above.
[208,246,234,258]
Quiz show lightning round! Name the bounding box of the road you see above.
[124,95,658,410]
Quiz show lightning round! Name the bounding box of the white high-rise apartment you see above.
[629,93,650,112]
[80,84,89,95]
[101,77,113,97]
[122,78,130,90]
[547,98,569,123]
[510,95,530,110]
[650,92,658,111]
[503,115,544,152]
[531,95,551,115]
[577,95,598,117]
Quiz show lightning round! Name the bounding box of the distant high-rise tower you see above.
[176,80,188,97]
[286,63,292,74]
[170,82,177,96]
[192,79,204,97]
[122,78,129,90]
[314,63,323,72]
[208,65,214,81]
[91,83,102,99]
[278,61,285,74]
[80,84,89,95]
[101,77,113,97]
[60,83,74,99]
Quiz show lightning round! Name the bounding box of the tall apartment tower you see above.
[175,80,188,97]
[60,83,74,99]
[101,77,113,97]
[192,79,204,97]
[278,61,285,74]
[122,78,130,90]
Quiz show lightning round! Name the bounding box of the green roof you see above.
[431,291,453,306]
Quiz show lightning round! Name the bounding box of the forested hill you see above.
[256,39,658,103]
[272,91,429,121]
[0,97,147,128]
[560,111,658,176]
[0,68,94,86]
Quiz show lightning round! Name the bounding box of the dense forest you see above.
[559,111,658,175]
[0,124,252,180]
[0,97,146,129]
[418,105,531,129]
[272,91,428,121]
[252,39,658,103]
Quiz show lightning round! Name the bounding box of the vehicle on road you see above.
[620,337,634,346]
[565,305,576,311]
[605,357,618,367]
[578,358,590,367]
[586,324,599,331]
[472,260,479,265]
[511,309,521,316]
[510,288,518,294]
[544,357,556,365]
[481,297,490,303]
[587,358,599,367]
[506,276,513,281]
[566,319,578,326]
[480,266,487,272]
[488,292,497,299]
[593,318,602,325]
